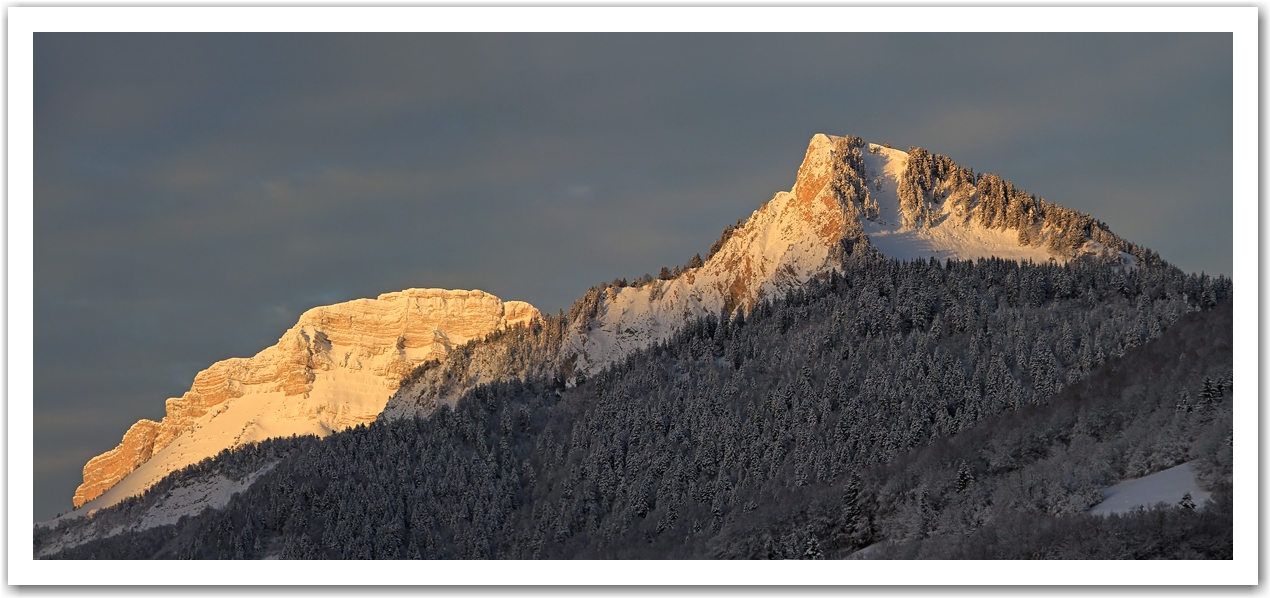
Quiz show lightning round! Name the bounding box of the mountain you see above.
[36,258,1231,559]
[532,134,1151,382]
[384,134,1154,422]
[70,289,539,513]
[61,132,1164,520]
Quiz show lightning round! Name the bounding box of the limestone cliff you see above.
[74,288,539,509]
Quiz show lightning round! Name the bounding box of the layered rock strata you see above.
[74,289,539,509]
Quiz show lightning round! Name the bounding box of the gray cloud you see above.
[32,32,1232,520]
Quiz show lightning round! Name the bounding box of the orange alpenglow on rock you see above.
[557,133,863,378]
[73,288,540,509]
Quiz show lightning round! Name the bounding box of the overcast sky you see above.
[32,32,1232,521]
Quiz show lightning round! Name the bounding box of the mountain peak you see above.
[556,133,1158,379]
[72,288,540,510]
[557,134,870,377]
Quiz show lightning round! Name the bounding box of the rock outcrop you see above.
[559,133,864,376]
[74,288,539,509]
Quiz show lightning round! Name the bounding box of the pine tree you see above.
[841,473,870,548]
[956,461,975,493]
[802,525,823,560]
[1176,389,1192,414]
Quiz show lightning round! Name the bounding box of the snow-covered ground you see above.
[846,542,883,559]
[1089,462,1211,516]
[136,462,276,531]
[860,144,1056,265]
[36,461,276,557]
[64,354,392,519]
[560,136,1125,381]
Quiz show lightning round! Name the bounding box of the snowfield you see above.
[1089,462,1212,516]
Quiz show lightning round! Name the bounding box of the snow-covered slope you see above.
[560,134,854,375]
[70,289,539,513]
[1089,462,1212,516]
[37,462,278,556]
[861,145,1058,264]
[860,143,1138,267]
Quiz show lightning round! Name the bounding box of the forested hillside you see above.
[36,251,1232,559]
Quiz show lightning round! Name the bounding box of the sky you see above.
[31,32,1233,521]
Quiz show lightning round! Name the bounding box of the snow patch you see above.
[859,144,1056,265]
[1088,461,1211,516]
[65,360,387,515]
[37,461,277,557]
[561,149,846,376]
[137,461,277,531]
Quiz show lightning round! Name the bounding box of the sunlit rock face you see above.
[560,133,860,377]
[73,289,540,509]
